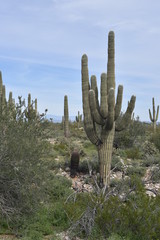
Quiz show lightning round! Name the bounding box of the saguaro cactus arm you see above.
[90,75,100,113]
[156,106,159,121]
[82,54,102,146]
[149,109,152,121]
[115,95,136,131]
[115,85,123,121]
[89,90,105,125]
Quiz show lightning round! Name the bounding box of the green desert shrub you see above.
[142,154,160,167]
[108,233,130,240]
[53,141,70,156]
[110,178,121,188]
[111,156,123,172]
[150,167,160,183]
[114,115,146,149]
[65,177,160,240]
[150,127,160,151]
[125,165,145,177]
[19,174,72,238]
[95,178,160,240]
[125,147,142,159]
[78,155,99,174]
[0,98,51,222]
[141,140,159,158]
[83,140,97,155]
[46,175,72,201]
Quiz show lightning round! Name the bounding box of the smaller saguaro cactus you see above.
[75,111,82,128]
[0,73,7,116]
[25,93,37,121]
[64,95,69,138]
[7,91,16,118]
[70,150,80,178]
[149,97,159,132]
[8,92,13,105]
[35,98,37,115]
[0,72,15,118]
[2,85,6,107]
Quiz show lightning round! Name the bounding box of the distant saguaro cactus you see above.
[64,95,69,138]
[25,93,37,121]
[81,31,136,186]
[70,150,80,178]
[76,111,82,128]
[149,97,159,132]
[35,98,37,115]
[0,72,7,115]
[8,91,15,117]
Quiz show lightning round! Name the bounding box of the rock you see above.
[65,167,70,172]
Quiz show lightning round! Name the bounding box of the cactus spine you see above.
[149,97,159,132]
[81,31,136,186]
[64,95,69,138]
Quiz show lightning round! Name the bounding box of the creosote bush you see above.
[0,97,51,224]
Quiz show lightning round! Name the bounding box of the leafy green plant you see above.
[125,147,142,159]
[150,167,160,183]
[114,116,146,149]
[65,176,160,240]
[150,127,160,151]
[126,166,145,177]
[111,156,123,172]
[0,97,51,223]
[142,154,160,167]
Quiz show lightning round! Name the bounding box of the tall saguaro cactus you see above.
[149,97,159,132]
[64,95,69,138]
[81,31,136,186]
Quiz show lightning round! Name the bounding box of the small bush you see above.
[142,154,160,167]
[95,178,160,239]
[78,156,99,174]
[126,166,145,177]
[114,116,146,149]
[150,167,160,183]
[125,147,142,159]
[110,178,121,188]
[108,233,130,240]
[111,156,123,172]
[151,128,160,151]
[0,97,51,224]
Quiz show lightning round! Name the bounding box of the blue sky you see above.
[0,0,160,121]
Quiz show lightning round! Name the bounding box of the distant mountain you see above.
[46,114,76,123]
